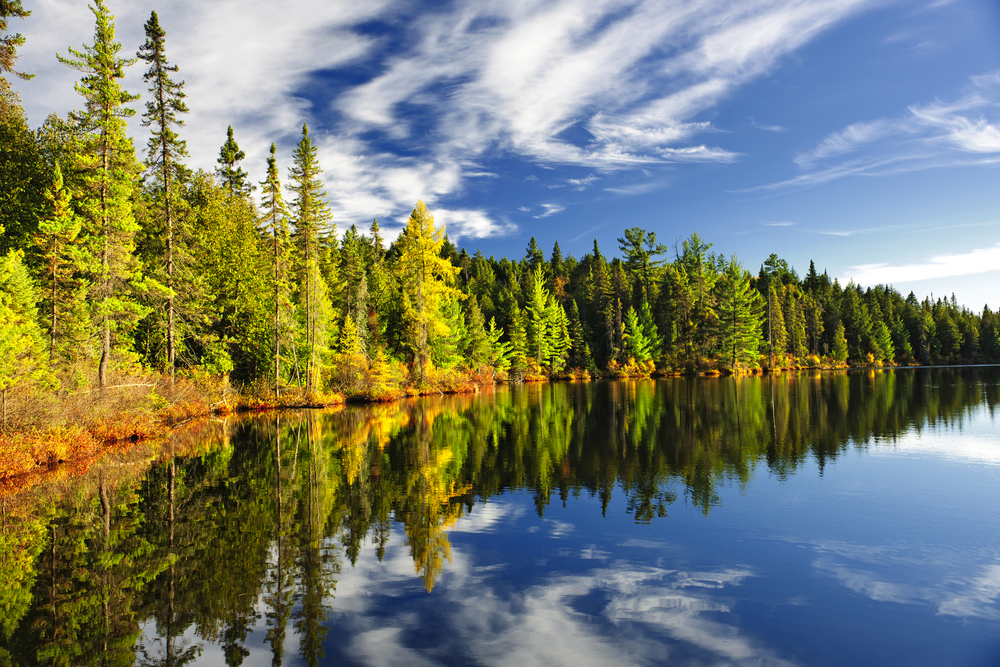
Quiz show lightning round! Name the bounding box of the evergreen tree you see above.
[395,201,460,382]
[873,321,894,364]
[138,10,188,378]
[713,257,763,371]
[464,294,491,368]
[524,237,544,273]
[260,142,292,395]
[0,0,32,88]
[0,93,47,256]
[216,125,251,197]
[545,300,571,371]
[34,162,83,361]
[288,123,334,393]
[507,303,529,381]
[0,249,50,428]
[526,266,552,367]
[58,0,148,388]
[832,321,848,364]
[623,305,652,363]
[617,226,667,301]
[485,317,511,376]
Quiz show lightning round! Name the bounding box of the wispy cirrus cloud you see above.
[535,204,566,219]
[14,0,883,238]
[844,242,1000,285]
[751,71,1000,191]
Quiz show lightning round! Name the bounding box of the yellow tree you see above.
[395,201,460,383]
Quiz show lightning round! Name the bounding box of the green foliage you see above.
[713,257,763,371]
[58,0,150,387]
[0,250,53,420]
[395,200,461,382]
[216,125,251,197]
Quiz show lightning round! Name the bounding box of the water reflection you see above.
[1,367,998,666]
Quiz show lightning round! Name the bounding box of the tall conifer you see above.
[58,0,146,388]
[260,142,290,395]
[138,10,188,378]
[216,125,251,197]
[288,124,334,393]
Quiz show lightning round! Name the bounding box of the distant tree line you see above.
[2,1,998,408]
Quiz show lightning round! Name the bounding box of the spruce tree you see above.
[714,257,763,371]
[288,123,334,393]
[34,162,83,360]
[260,142,291,395]
[58,0,146,388]
[832,321,849,364]
[0,0,32,88]
[138,10,188,378]
[216,125,251,197]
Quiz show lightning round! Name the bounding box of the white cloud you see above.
[14,0,884,235]
[757,71,1000,190]
[535,204,566,219]
[567,174,599,190]
[844,243,1000,285]
[748,117,788,133]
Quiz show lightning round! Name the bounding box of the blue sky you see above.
[11,0,1000,308]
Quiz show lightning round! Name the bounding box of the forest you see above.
[3,1,1000,433]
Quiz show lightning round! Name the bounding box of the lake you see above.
[2,367,999,666]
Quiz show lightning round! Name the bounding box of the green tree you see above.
[832,321,848,364]
[873,321,895,364]
[216,125,252,197]
[623,305,653,363]
[0,0,32,88]
[288,124,335,393]
[0,249,50,427]
[260,142,292,395]
[395,201,461,382]
[485,317,511,376]
[713,257,763,371]
[0,96,47,256]
[526,266,552,367]
[34,161,84,361]
[58,0,148,388]
[138,10,189,378]
[617,226,667,301]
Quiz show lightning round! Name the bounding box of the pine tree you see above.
[288,123,334,393]
[138,10,188,378]
[506,302,529,381]
[0,0,32,88]
[623,305,652,363]
[0,249,51,428]
[58,0,147,388]
[832,321,848,364]
[216,125,251,198]
[784,285,808,360]
[464,294,491,368]
[545,300,571,371]
[713,257,763,371]
[485,317,511,376]
[873,321,894,364]
[260,142,291,395]
[526,266,552,366]
[766,283,787,363]
[34,162,83,361]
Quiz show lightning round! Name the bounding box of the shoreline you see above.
[3,361,996,496]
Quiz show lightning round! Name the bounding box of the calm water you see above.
[2,368,1000,666]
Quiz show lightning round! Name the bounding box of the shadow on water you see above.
[0,366,998,665]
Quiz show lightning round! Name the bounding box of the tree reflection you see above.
[1,367,998,662]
